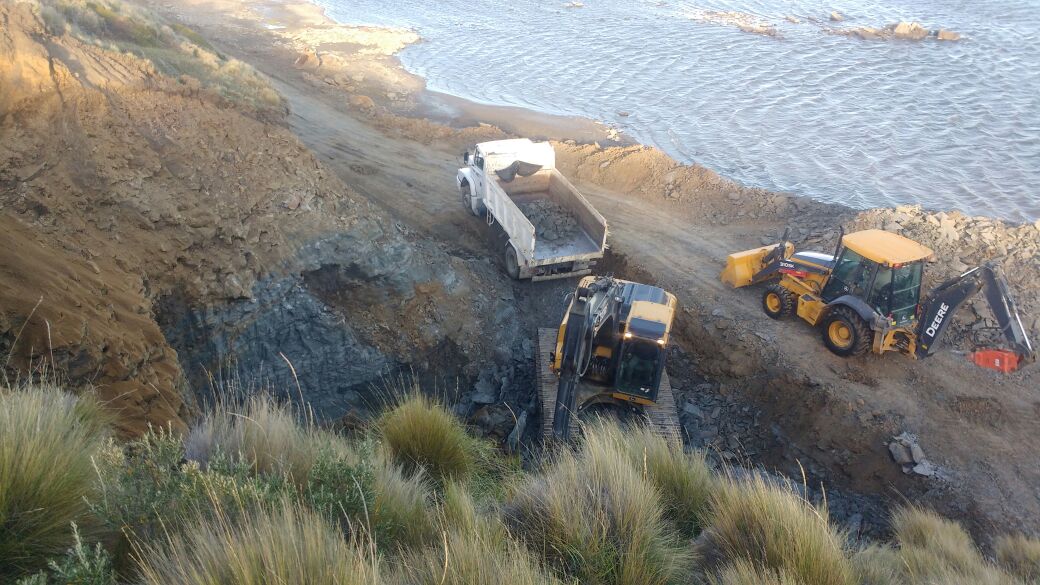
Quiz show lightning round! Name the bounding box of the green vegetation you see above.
[0,386,110,579]
[32,0,282,109]
[3,383,1038,584]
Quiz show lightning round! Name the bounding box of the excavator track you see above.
[536,327,681,445]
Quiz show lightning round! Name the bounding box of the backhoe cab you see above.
[722,229,1035,372]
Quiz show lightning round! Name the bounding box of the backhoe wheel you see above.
[504,245,521,280]
[821,306,871,357]
[762,284,795,319]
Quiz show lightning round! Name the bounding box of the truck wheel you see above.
[820,306,871,357]
[762,284,795,319]
[504,245,521,280]
[459,181,480,216]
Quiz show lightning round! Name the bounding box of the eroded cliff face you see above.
[0,1,522,434]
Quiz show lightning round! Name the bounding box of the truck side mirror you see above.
[463,151,470,164]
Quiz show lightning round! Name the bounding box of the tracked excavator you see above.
[721,228,1036,372]
[535,276,682,442]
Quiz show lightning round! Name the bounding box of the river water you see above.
[316,0,1040,222]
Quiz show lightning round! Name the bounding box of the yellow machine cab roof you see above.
[842,229,934,266]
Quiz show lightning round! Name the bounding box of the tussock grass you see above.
[702,472,854,585]
[506,421,694,585]
[715,559,804,585]
[996,534,1040,582]
[588,419,714,538]
[389,481,558,584]
[135,498,381,585]
[184,395,350,485]
[892,507,1020,585]
[377,394,482,485]
[851,545,907,585]
[368,450,435,550]
[0,386,110,579]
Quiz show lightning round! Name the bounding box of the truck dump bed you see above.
[490,169,607,265]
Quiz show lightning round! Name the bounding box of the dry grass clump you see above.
[184,395,349,485]
[588,419,714,538]
[377,394,483,485]
[715,559,805,585]
[0,386,110,579]
[388,481,558,585]
[891,507,1020,585]
[506,422,694,585]
[135,498,380,585]
[995,534,1040,582]
[368,450,435,550]
[702,472,854,585]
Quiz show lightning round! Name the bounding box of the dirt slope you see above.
[140,0,1040,539]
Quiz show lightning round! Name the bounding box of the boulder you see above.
[888,441,914,465]
[936,29,961,41]
[830,11,844,22]
[891,21,929,40]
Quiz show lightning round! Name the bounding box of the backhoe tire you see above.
[504,245,521,280]
[762,284,795,319]
[821,306,871,357]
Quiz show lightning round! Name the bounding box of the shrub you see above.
[995,534,1040,582]
[135,498,381,585]
[506,423,694,585]
[702,472,854,585]
[0,386,110,579]
[377,395,482,485]
[16,523,116,585]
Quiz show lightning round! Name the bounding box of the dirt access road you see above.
[270,75,1040,538]
[147,0,1040,539]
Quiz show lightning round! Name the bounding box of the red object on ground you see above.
[969,349,1020,373]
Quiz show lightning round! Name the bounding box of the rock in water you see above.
[830,11,844,22]
[936,29,961,41]
[891,21,929,40]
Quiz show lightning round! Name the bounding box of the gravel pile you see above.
[518,200,581,242]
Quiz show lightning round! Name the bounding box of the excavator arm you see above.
[915,264,1035,370]
[551,277,620,440]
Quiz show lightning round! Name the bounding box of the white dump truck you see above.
[456,139,608,281]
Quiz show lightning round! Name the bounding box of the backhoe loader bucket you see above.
[720,245,774,288]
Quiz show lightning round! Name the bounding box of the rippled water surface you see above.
[316,0,1040,221]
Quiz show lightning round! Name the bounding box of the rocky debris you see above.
[518,200,582,242]
[829,11,844,22]
[889,432,936,477]
[687,10,780,38]
[830,22,962,42]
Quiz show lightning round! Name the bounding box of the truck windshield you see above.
[616,340,660,394]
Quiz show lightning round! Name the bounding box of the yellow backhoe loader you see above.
[721,228,1035,373]
[535,276,681,442]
